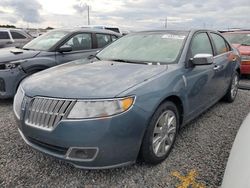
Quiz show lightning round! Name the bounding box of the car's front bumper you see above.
[0,67,26,99]
[16,105,150,169]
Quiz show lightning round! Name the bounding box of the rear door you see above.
[209,32,232,98]
[55,32,98,64]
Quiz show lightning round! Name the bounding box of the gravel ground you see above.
[239,78,250,90]
[0,89,250,188]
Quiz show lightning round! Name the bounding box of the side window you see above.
[0,31,10,39]
[190,33,213,57]
[96,34,111,48]
[64,33,92,51]
[111,35,118,42]
[11,31,26,39]
[210,33,229,55]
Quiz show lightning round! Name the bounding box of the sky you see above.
[0,0,249,30]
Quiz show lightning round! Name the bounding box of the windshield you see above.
[23,30,70,51]
[223,33,250,46]
[97,32,188,64]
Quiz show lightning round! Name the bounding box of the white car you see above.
[0,28,33,48]
[221,113,250,188]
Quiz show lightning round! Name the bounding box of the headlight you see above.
[67,96,135,119]
[5,60,25,69]
[241,55,250,61]
[5,62,20,69]
[13,86,25,119]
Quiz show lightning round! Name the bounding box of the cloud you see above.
[0,0,249,30]
[0,0,42,23]
[73,0,89,14]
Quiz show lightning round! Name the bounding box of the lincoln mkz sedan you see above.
[14,29,240,169]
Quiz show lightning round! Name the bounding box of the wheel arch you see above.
[159,95,184,126]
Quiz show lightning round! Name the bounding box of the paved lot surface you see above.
[0,88,250,187]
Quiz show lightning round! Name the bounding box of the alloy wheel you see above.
[152,110,177,157]
[231,74,239,99]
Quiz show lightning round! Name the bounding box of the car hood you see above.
[22,60,167,99]
[0,47,40,63]
[232,44,250,56]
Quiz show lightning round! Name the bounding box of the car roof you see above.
[54,28,122,36]
[222,30,250,34]
[132,29,219,34]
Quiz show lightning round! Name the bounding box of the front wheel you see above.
[140,101,179,164]
[223,72,239,103]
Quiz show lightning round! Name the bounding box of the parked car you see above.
[221,113,250,188]
[223,30,250,75]
[0,28,121,99]
[0,28,33,48]
[14,29,240,169]
[81,25,129,35]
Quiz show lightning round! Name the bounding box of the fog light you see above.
[66,147,98,161]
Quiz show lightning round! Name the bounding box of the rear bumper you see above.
[16,105,150,169]
[0,67,26,99]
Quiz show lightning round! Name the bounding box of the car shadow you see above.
[239,76,250,90]
[0,99,13,105]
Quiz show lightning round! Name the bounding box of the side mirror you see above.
[191,54,213,65]
[58,45,72,53]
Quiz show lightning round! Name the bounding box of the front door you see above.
[185,32,218,118]
[55,33,99,64]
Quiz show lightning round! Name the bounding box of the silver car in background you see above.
[0,28,33,48]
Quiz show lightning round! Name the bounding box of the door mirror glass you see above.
[58,45,72,53]
[192,53,213,65]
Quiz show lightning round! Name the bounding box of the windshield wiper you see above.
[109,59,148,65]
[241,43,250,46]
[88,54,101,60]
[110,59,164,65]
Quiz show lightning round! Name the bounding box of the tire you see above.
[223,71,239,103]
[140,101,180,164]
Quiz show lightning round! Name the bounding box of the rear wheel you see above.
[223,71,239,103]
[140,101,179,164]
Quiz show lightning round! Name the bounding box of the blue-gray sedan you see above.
[14,29,240,169]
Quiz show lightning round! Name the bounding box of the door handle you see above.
[213,65,221,71]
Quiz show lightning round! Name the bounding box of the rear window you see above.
[105,27,120,33]
[96,34,111,48]
[223,33,250,46]
[0,31,10,39]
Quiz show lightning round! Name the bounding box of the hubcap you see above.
[231,74,239,99]
[152,110,177,157]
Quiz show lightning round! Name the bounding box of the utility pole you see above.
[87,5,90,25]
[164,17,168,28]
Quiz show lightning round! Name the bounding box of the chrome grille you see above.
[25,97,75,131]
